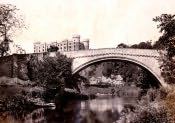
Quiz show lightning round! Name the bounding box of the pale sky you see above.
[1,0,175,53]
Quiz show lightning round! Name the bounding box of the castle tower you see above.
[72,34,80,50]
[72,34,80,42]
[33,42,41,53]
[82,39,89,50]
[61,39,69,51]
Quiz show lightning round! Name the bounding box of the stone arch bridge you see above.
[59,48,166,87]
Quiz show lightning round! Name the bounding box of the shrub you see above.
[163,87,175,122]
[130,106,170,123]
[0,95,35,111]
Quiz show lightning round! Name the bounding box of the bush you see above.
[130,106,170,123]
[0,95,35,111]
[163,87,175,122]
[126,87,171,123]
[132,87,175,123]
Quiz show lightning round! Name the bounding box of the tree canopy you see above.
[47,45,59,52]
[153,14,175,84]
[153,14,175,58]
[117,43,129,48]
[117,41,153,49]
[130,41,153,49]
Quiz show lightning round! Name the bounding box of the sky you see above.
[1,0,175,53]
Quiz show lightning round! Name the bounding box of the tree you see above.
[152,40,164,49]
[0,4,23,57]
[47,45,58,52]
[130,41,153,49]
[153,14,175,59]
[117,41,153,49]
[27,52,74,100]
[130,44,138,49]
[153,14,175,84]
[28,53,72,88]
[27,52,83,94]
[117,43,129,48]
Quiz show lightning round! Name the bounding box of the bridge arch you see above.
[72,56,164,86]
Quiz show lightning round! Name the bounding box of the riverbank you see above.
[0,76,142,112]
[0,91,170,123]
[0,76,54,112]
[0,76,175,122]
[0,77,95,112]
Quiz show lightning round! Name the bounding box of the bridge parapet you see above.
[61,48,161,59]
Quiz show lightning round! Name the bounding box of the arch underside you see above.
[72,56,165,86]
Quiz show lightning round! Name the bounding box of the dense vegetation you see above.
[0,77,44,112]
[153,14,175,84]
[27,52,82,101]
[80,61,160,90]
[117,41,154,49]
[47,45,59,52]
[125,14,175,123]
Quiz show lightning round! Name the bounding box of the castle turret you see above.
[33,42,41,53]
[61,39,69,51]
[82,39,89,50]
[72,34,80,50]
[72,34,80,42]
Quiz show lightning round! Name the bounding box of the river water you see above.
[0,97,137,123]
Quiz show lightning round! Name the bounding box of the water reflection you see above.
[82,97,124,112]
[0,97,137,123]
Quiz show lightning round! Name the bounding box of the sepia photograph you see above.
[0,0,175,123]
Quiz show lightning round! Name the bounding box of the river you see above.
[0,96,137,123]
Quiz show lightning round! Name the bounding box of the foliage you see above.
[152,40,164,49]
[0,77,44,111]
[103,61,159,89]
[160,58,175,84]
[0,95,35,111]
[133,86,175,123]
[80,61,160,89]
[27,52,75,93]
[153,14,175,84]
[163,87,175,122]
[127,87,170,123]
[130,106,170,123]
[117,43,129,48]
[130,41,153,49]
[153,14,175,58]
[117,41,153,49]
[0,4,24,57]
[47,45,59,52]
[27,52,86,101]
